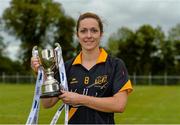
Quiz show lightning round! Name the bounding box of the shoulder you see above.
[107,55,126,68]
[65,58,75,68]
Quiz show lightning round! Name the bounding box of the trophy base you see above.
[40,91,61,98]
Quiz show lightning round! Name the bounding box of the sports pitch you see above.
[0,84,180,124]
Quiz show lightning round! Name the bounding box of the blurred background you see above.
[0,0,180,124]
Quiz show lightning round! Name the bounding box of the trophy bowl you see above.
[40,49,61,98]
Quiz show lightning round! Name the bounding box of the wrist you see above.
[78,94,91,106]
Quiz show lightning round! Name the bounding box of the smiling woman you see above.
[31,12,133,124]
[77,18,101,53]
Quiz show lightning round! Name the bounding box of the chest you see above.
[67,64,113,97]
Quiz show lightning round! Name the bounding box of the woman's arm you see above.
[59,90,128,113]
[41,97,59,108]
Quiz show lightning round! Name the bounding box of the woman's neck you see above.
[81,47,100,70]
[82,47,100,61]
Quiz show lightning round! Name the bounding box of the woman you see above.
[31,12,133,124]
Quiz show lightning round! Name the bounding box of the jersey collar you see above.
[72,48,108,65]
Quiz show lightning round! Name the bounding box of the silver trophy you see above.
[32,44,62,98]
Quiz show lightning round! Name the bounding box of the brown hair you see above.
[76,12,103,33]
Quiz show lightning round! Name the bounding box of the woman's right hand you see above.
[31,57,41,73]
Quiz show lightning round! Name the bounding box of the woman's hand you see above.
[59,90,83,106]
[59,90,128,113]
[31,57,41,72]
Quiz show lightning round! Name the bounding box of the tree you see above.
[107,27,134,57]
[107,25,169,75]
[107,27,139,74]
[0,29,25,74]
[167,23,180,75]
[0,36,5,55]
[2,0,75,70]
[0,18,6,56]
[168,23,180,42]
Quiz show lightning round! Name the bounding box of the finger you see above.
[31,57,39,62]
[60,90,66,94]
[31,57,41,64]
[31,58,39,67]
[31,64,39,72]
[34,63,40,68]
[58,93,65,99]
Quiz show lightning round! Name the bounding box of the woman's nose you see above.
[87,30,92,38]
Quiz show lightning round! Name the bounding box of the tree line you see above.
[0,0,180,75]
[107,24,180,75]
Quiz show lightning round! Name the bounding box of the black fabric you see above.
[69,107,114,124]
[65,55,130,124]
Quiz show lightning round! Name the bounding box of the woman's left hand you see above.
[59,90,82,106]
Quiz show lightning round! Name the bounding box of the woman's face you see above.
[77,18,103,51]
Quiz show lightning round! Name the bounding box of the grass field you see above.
[0,83,180,124]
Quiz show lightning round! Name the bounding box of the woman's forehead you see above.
[79,18,99,28]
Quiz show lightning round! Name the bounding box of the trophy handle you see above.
[32,46,39,57]
[54,43,62,68]
[55,42,61,48]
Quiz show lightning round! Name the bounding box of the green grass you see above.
[115,85,180,124]
[0,84,180,124]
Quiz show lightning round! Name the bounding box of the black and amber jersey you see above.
[64,48,133,124]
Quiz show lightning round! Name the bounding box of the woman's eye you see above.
[79,28,99,34]
[80,29,87,33]
[91,29,98,33]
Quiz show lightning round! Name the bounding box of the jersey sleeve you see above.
[112,58,133,95]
